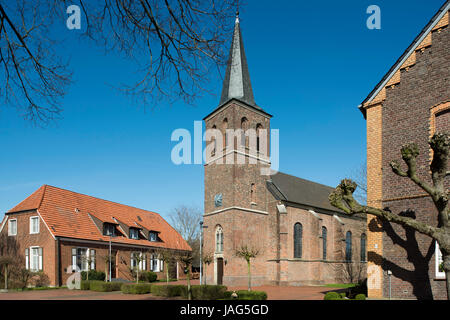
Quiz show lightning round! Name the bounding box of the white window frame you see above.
[8,219,17,236]
[29,246,42,272]
[75,247,89,272]
[30,216,39,234]
[436,241,446,279]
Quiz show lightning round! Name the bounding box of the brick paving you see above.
[0,279,342,300]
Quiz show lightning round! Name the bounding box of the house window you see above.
[150,254,159,272]
[104,223,116,237]
[28,247,43,272]
[294,223,302,258]
[215,226,223,253]
[75,248,89,271]
[149,232,157,242]
[222,118,228,148]
[250,183,256,204]
[436,241,446,279]
[30,216,39,234]
[345,231,352,261]
[130,228,139,240]
[8,219,17,236]
[256,124,263,154]
[322,227,327,260]
[131,252,146,271]
[361,233,367,262]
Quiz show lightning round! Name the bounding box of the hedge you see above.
[80,280,91,290]
[151,285,187,297]
[190,285,228,300]
[355,294,366,300]
[324,292,342,300]
[224,290,267,300]
[138,271,158,283]
[121,283,152,294]
[81,270,106,281]
[89,281,122,292]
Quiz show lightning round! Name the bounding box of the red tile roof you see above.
[8,185,191,251]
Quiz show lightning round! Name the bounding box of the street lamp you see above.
[199,221,203,285]
[199,221,208,285]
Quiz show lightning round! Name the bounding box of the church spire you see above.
[219,13,260,109]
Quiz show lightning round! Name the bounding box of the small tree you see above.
[235,244,260,291]
[329,132,450,299]
[131,252,146,284]
[202,252,214,285]
[158,249,175,285]
[178,253,193,300]
[0,256,14,290]
[80,252,94,281]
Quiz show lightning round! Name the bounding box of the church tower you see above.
[202,14,273,286]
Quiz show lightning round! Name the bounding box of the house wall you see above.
[365,17,449,299]
[0,210,57,286]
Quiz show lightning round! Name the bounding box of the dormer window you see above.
[130,228,139,240]
[104,223,116,237]
[149,232,157,242]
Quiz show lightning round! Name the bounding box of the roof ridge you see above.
[272,171,335,189]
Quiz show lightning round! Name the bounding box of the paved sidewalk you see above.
[0,281,341,300]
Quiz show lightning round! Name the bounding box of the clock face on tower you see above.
[214,193,223,207]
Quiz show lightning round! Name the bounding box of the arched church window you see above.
[360,233,367,262]
[241,117,249,148]
[322,226,327,260]
[250,183,255,204]
[216,226,223,253]
[294,223,302,258]
[222,118,228,149]
[211,125,217,156]
[256,123,263,154]
[345,231,352,261]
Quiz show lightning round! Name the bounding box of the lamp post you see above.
[109,234,112,282]
[199,221,203,285]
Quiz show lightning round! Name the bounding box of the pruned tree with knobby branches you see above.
[235,244,259,291]
[0,0,239,126]
[177,252,193,300]
[329,132,450,299]
[201,251,214,285]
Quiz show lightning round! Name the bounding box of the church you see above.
[202,15,366,287]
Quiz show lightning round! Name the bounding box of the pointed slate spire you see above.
[219,13,260,109]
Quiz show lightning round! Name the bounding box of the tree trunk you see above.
[4,265,8,290]
[165,261,169,284]
[247,260,251,291]
[444,254,450,300]
[187,269,191,300]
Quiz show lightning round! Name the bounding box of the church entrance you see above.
[216,258,224,285]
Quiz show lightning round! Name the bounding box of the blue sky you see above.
[0,0,445,222]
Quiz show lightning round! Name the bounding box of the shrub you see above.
[340,292,347,299]
[151,285,186,297]
[89,280,122,292]
[81,270,106,281]
[355,294,366,300]
[190,285,228,300]
[122,283,152,294]
[324,292,342,300]
[31,272,50,287]
[138,271,158,283]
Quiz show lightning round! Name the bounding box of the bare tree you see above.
[329,132,450,299]
[177,252,193,300]
[0,1,238,126]
[201,251,213,285]
[235,244,259,291]
[347,162,367,204]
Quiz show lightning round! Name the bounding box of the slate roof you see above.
[267,171,343,213]
[7,185,191,251]
[218,15,260,110]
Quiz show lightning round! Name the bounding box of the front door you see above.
[216,258,224,285]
